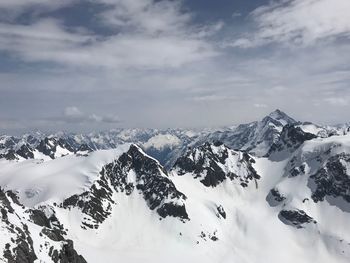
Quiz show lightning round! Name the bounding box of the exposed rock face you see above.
[36,137,74,159]
[49,240,87,263]
[62,144,189,229]
[62,171,116,229]
[278,209,316,229]
[36,138,58,159]
[16,144,35,159]
[216,205,226,219]
[0,136,78,161]
[113,145,188,221]
[285,141,350,212]
[308,153,350,210]
[173,142,260,188]
[0,136,19,154]
[75,144,93,156]
[0,188,36,263]
[266,188,286,207]
[0,188,86,263]
[0,150,18,161]
[267,124,317,160]
[107,145,188,223]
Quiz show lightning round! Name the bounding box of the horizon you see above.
[0,0,350,133]
[1,108,347,136]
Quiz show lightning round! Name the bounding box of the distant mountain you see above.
[0,129,203,168]
[1,109,349,168]
[199,109,298,156]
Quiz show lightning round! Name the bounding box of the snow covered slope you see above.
[0,137,350,262]
[0,146,130,207]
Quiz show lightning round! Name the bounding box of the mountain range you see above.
[0,109,350,263]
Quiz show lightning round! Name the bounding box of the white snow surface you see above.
[1,136,350,262]
[0,144,130,207]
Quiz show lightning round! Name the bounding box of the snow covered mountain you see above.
[1,109,348,166]
[1,110,350,262]
[0,129,202,169]
[199,109,298,156]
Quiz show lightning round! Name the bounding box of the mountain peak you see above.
[266,109,296,125]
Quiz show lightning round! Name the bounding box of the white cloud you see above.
[0,0,73,8]
[0,118,25,130]
[264,86,288,95]
[254,103,268,108]
[0,0,350,132]
[89,114,120,123]
[0,0,76,20]
[0,0,77,11]
[0,0,217,69]
[63,106,120,124]
[232,12,241,18]
[64,106,84,119]
[324,97,349,106]
[233,0,350,47]
[96,0,191,35]
[191,94,236,102]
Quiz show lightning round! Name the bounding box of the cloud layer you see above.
[0,0,218,69]
[233,0,350,47]
[63,106,120,124]
[0,0,349,133]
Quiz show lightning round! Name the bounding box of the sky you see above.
[0,0,350,134]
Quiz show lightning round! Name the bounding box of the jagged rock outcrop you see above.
[0,188,86,263]
[278,209,316,229]
[15,144,35,159]
[36,137,75,159]
[266,188,286,207]
[308,153,350,211]
[267,124,317,160]
[173,142,260,188]
[62,144,189,229]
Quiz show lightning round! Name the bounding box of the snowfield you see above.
[0,145,131,207]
